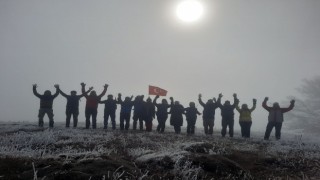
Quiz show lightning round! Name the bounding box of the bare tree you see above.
[288,76,320,133]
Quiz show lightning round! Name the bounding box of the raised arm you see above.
[216,93,223,108]
[169,97,174,106]
[197,109,202,115]
[32,84,42,98]
[58,87,68,98]
[52,84,60,98]
[153,95,159,105]
[81,82,88,98]
[79,86,93,98]
[198,94,205,107]
[281,100,295,113]
[250,99,257,112]
[262,97,272,111]
[235,102,241,112]
[232,93,238,108]
[98,84,108,98]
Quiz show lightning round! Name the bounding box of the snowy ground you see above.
[0,122,319,179]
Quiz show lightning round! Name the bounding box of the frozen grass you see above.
[0,121,319,179]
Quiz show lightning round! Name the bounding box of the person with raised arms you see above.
[236,97,256,138]
[81,82,108,129]
[263,97,295,140]
[153,95,171,133]
[217,93,238,138]
[198,93,221,135]
[58,85,92,128]
[117,93,134,131]
[32,84,59,128]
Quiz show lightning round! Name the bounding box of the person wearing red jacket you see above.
[81,82,108,129]
[262,97,295,140]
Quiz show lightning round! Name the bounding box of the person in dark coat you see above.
[218,93,238,137]
[198,93,221,135]
[169,97,184,134]
[133,95,145,130]
[117,93,134,130]
[144,97,156,132]
[263,97,295,140]
[82,82,108,129]
[33,84,59,128]
[100,95,118,130]
[153,95,171,133]
[184,102,201,135]
[58,86,92,128]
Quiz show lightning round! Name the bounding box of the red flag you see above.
[149,85,167,96]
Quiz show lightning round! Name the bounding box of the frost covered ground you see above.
[0,122,319,180]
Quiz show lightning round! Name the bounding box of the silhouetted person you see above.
[218,93,238,137]
[263,97,295,140]
[58,86,93,128]
[184,102,201,135]
[118,93,134,130]
[236,98,256,138]
[198,93,221,135]
[169,97,184,134]
[33,84,59,128]
[100,95,118,130]
[133,95,145,130]
[82,83,108,129]
[153,95,171,133]
[144,97,156,132]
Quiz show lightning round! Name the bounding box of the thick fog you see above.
[1,0,319,132]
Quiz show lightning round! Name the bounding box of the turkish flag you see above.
[149,85,167,96]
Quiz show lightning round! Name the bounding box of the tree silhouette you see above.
[288,76,320,133]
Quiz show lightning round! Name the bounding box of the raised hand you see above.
[104,84,109,89]
[233,93,237,98]
[88,87,93,91]
[118,93,122,97]
[264,97,269,101]
[170,97,174,101]
[33,84,38,88]
[253,98,257,104]
[219,93,223,98]
[213,97,217,102]
[198,93,202,98]
[54,84,59,89]
[290,99,295,104]
[81,82,85,87]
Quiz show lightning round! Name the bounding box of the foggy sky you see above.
[1,0,320,131]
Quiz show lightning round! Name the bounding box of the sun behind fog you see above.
[176,0,204,22]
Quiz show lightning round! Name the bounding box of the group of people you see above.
[33,83,295,140]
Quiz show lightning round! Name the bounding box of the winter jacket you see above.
[153,97,170,120]
[59,89,89,111]
[184,107,201,121]
[170,104,184,126]
[100,99,117,113]
[118,99,134,114]
[262,101,294,123]
[218,97,238,120]
[33,87,59,109]
[236,104,256,122]
[82,87,107,109]
[198,98,220,120]
[143,102,156,122]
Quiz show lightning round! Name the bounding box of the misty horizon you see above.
[1,0,320,132]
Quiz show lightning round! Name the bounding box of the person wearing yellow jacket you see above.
[236,98,256,138]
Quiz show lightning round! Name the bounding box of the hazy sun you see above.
[176,0,204,22]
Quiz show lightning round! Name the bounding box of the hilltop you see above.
[0,122,319,179]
